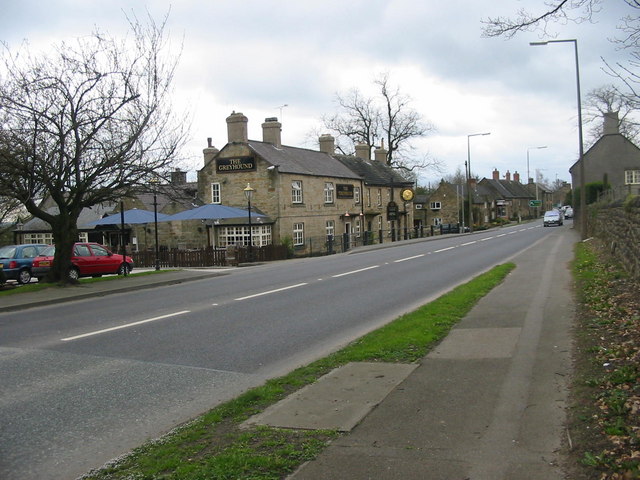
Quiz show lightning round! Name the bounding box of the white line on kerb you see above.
[434,246,456,253]
[235,283,308,301]
[394,254,425,263]
[332,265,379,277]
[61,310,191,342]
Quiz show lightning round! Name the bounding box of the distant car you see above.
[0,244,49,284]
[32,242,133,281]
[564,207,574,218]
[543,210,563,227]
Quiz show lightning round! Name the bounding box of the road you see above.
[0,221,568,479]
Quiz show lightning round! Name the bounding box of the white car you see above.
[543,210,563,227]
[564,207,574,218]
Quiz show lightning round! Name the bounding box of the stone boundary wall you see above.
[588,198,640,279]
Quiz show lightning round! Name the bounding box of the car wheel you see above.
[18,269,32,284]
[68,267,80,281]
[118,263,131,275]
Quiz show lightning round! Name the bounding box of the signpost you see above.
[529,200,542,207]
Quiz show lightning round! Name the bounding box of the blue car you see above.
[0,244,49,284]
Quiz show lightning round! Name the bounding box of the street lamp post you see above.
[244,183,255,262]
[527,146,547,217]
[530,39,586,239]
[527,146,547,185]
[467,132,491,233]
[150,178,160,271]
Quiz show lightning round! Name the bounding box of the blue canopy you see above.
[85,209,169,226]
[165,204,267,221]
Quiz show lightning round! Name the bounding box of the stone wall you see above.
[588,196,640,279]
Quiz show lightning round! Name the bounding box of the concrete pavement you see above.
[281,228,577,479]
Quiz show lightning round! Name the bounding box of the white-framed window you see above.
[293,222,305,246]
[211,183,221,204]
[291,180,303,203]
[23,232,54,244]
[217,225,272,247]
[433,217,442,226]
[355,219,361,237]
[430,201,442,210]
[324,183,334,203]
[354,187,361,204]
[377,216,382,231]
[367,188,371,207]
[625,169,640,184]
[377,188,382,206]
[415,204,423,209]
[326,220,335,238]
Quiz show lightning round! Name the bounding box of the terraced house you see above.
[197,112,414,254]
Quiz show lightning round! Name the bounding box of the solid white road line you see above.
[332,265,379,277]
[61,310,191,342]
[394,254,425,263]
[235,283,308,301]
[434,246,456,253]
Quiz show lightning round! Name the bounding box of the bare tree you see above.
[0,12,189,283]
[321,73,438,174]
[583,85,640,146]
[481,0,605,39]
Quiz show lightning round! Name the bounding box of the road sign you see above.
[529,200,542,207]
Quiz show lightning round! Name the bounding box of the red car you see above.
[32,242,134,281]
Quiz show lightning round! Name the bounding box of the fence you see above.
[131,244,291,268]
[130,224,461,267]
[296,224,460,257]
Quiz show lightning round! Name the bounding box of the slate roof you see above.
[331,154,413,186]
[248,141,361,180]
[481,179,533,199]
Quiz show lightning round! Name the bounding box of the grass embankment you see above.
[82,263,515,480]
[569,241,640,479]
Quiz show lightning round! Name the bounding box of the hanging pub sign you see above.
[216,157,256,173]
[336,184,354,199]
[387,201,399,221]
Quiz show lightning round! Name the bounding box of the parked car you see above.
[564,207,574,218]
[0,244,50,284]
[0,264,5,286]
[32,242,134,281]
[543,210,563,227]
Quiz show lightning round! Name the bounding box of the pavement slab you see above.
[242,362,418,431]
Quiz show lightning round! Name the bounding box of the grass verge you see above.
[567,240,640,479]
[81,262,515,480]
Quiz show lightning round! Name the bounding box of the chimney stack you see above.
[505,170,511,181]
[492,168,500,180]
[513,171,520,183]
[603,111,620,135]
[226,111,248,143]
[355,143,370,160]
[319,134,335,154]
[203,138,220,164]
[374,142,387,163]
[171,168,187,185]
[262,117,282,147]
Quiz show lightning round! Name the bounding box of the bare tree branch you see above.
[0,11,189,283]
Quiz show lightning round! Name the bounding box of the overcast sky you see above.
[1,0,635,188]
